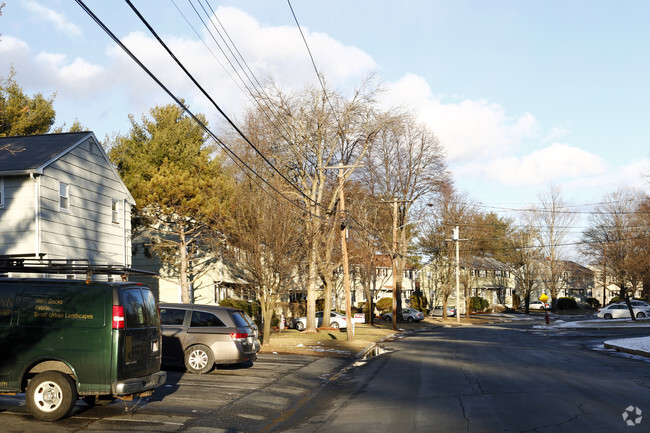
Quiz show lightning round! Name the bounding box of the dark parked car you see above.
[160,303,260,374]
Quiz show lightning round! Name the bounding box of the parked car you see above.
[430,305,456,317]
[291,311,348,331]
[381,308,425,323]
[0,263,166,421]
[597,304,650,319]
[615,300,650,308]
[529,301,550,310]
[160,303,260,374]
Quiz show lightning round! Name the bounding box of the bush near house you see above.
[470,297,489,312]
[409,293,428,312]
[586,297,600,308]
[557,297,578,310]
[376,297,393,312]
[220,298,260,320]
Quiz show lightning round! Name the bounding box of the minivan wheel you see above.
[295,321,305,331]
[637,312,646,318]
[26,371,78,421]
[185,344,214,374]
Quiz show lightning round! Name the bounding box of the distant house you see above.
[0,132,135,276]
[420,255,516,312]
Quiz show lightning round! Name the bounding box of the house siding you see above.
[37,137,131,266]
[0,176,37,255]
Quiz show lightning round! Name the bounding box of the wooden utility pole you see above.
[322,164,358,341]
[338,167,353,341]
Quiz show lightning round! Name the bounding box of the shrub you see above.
[557,297,577,310]
[586,297,600,308]
[219,298,259,317]
[409,294,428,312]
[470,297,489,312]
[376,297,393,312]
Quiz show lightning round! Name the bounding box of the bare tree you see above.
[530,185,578,311]
[505,221,544,314]
[362,112,449,327]
[241,76,382,333]
[581,188,649,317]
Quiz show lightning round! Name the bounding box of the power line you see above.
[124,0,315,207]
[75,0,323,222]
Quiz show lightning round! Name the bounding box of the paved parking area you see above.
[0,353,350,432]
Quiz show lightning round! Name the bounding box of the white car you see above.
[381,308,425,323]
[615,300,650,308]
[597,304,650,319]
[291,311,347,331]
[529,301,550,310]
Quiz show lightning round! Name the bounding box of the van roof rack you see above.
[0,257,156,281]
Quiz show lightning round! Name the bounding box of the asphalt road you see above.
[274,322,650,433]
[0,353,349,432]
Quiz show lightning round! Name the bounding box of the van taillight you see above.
[230,332,248,340]
[113,305,125,329]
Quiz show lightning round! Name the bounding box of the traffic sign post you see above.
[540,294,550,324]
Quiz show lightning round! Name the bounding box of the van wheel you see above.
[295,321,305,331]
[185,344,214,374]
[26,371,78,421]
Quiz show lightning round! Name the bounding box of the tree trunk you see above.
[179,228,191,303]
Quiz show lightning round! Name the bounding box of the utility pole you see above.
[322,164,359,341]
[448,226,466,324]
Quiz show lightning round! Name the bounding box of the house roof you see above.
[0,132,95,175]
[0,132,135,204]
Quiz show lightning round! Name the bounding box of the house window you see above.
[478,270,487,278]
[112,199,121,224]
[59,181,70,212]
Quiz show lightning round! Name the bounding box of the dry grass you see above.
[258,317,441,358]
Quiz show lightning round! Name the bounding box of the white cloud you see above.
[380,74,539,162]
[455,142,608,186]
[24,1,82,38]
[543,127,569,142]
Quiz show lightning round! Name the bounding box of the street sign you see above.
[539,294,549,303]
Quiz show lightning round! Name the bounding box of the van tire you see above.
[26,371,78,421]
[184,345,214,374]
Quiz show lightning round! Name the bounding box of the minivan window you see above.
[190,311,225,327]
[123,289,146,328]
[232,312,250,328]
[161,308,186,325]
[142,289,160,327]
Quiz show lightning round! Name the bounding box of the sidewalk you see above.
[603,336,650,358]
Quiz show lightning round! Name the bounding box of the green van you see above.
[0,273,166,421]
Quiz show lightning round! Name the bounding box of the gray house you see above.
[0,132,135,274]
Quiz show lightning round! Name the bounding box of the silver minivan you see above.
[160,303,259,374]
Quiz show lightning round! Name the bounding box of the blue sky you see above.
[1,1,648,231]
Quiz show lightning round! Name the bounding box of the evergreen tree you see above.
[0,67,56,137]
[108,103,234,303]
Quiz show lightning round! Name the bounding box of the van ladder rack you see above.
[0,257,156,280]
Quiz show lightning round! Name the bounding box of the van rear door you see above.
[116,286,161,383]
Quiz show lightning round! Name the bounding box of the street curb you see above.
[603,342,650,358]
